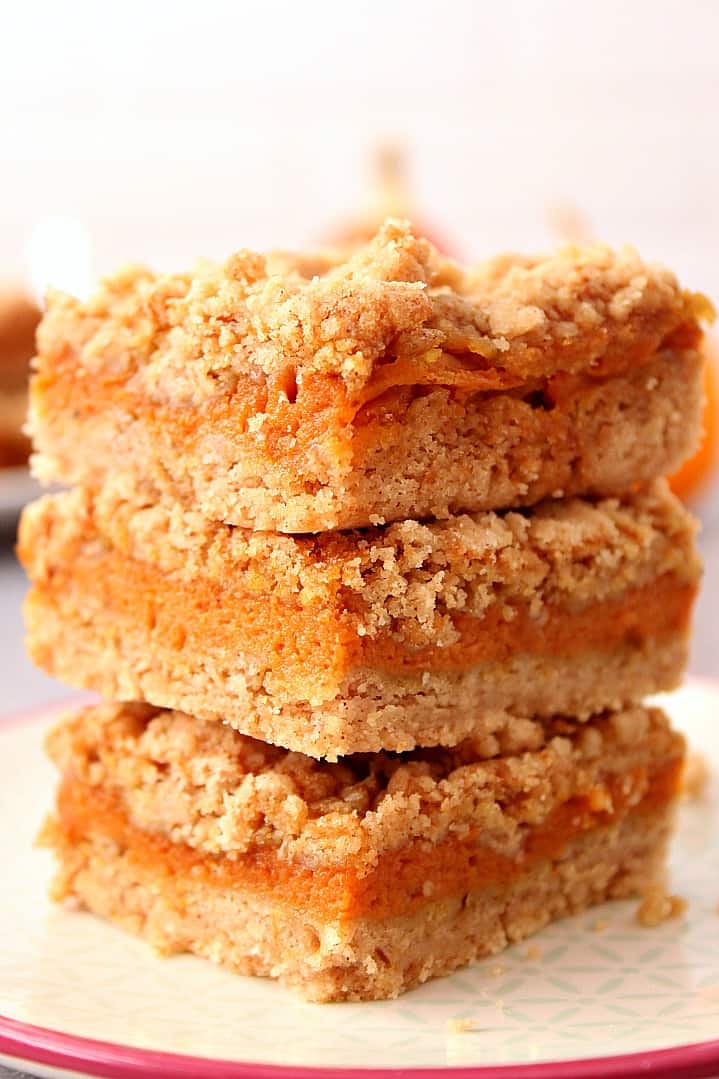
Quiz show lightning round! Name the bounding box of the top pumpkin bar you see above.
[30,220,708,533]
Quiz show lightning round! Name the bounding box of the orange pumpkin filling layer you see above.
[359,576,694,672]
[39,550,694,691]
[56,756,681,923]
[35,325,700,481]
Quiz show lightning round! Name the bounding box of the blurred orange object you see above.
[669,338,719,500]
[0,286,40,467]
[547,199,718,503]
[324,142,455,255]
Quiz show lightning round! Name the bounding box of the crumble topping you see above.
[35,219,707,407]
[46,701,682,873]
[21,479,699,649]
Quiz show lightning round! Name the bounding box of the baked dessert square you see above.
[0,287,40,467]
[41,700,685,1002]
[29,220,708,532]
[19,480,700,758]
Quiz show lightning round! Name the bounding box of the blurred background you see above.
[1,0,717,713]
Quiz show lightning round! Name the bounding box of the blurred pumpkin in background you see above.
[323,143,456,255]
[669,335,719,501]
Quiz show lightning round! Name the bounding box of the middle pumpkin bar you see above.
[19,480,699,759]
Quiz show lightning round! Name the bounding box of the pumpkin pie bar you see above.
[29,220,708,532]
[41,700,685,1002]
[19,480,700,758]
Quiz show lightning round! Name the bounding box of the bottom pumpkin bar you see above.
[41,701,684,1002]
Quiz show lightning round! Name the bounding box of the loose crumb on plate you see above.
[681,751,711,800]
[447,1018,480,1033]
[636,886,688,927]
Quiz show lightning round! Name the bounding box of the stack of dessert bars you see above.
[20,221,707,1002]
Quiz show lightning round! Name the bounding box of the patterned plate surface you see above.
[1,684,718,1079]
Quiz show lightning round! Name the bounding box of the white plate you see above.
[1,684,719,1079]
[0,467,43,529]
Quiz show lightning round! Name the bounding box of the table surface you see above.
[1,522,717,1079]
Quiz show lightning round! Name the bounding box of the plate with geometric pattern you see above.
[1,683,718,1079]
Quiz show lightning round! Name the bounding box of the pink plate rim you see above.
[2,687,719,1079]
[2,1014,719,1079]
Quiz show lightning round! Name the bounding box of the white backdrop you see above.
[3,0,718,293]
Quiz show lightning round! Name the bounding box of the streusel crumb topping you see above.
[21,479,699,648]
[35,220,708,406]
[47,702,682,872]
